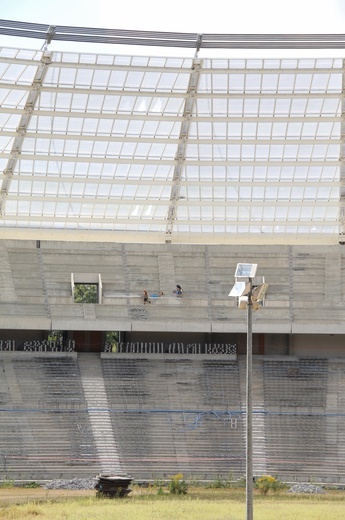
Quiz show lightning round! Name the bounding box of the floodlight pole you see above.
[246,278,253,520]
[230,263,261,520]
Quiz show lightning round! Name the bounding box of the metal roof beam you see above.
[5,175,339,188]
[0,131,341,146]
[3,19,345,49]
[0,155,339,167]
[2,82,343,100]
[0,214,337,226]
[0,51,51,215]
[0,107,340,123]
[7,195,339,207]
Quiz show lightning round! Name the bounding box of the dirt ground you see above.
[0,488,95,506]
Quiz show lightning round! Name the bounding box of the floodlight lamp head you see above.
[229,282,244,297]
[229,281,252,298]
[252,283,269,302]
[238,296,248,309]
[238,296,260,310]
[234,263,258,278]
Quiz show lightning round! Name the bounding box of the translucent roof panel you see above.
[0,48,343,244]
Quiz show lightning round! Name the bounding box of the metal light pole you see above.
[246,279,253,520]
[229,263,267,520]
[229,264,268,520]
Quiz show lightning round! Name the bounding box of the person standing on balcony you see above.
[174,284,183,298]
[143,290,151,304]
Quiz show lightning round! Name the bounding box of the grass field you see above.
[1,485,345,520]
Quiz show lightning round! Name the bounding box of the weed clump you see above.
[256,475,285,495]
[168,473,188,495]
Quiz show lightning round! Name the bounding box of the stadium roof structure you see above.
[0,20,345,245]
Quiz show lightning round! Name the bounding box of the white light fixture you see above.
[234,263,258,278]
[229,281,246,297]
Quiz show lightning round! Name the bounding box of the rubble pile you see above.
[288,483,325,494]
[43,477,97,490]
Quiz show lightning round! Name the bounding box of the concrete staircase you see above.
[78,353,121,475]
[164,360,191,476]
[327,360,345,482]
[1,356,45,479]
[0,246,16,302]
[1,353,96,480]
[158,252,175,293]
[252,357,267,476]
[238,355,247,433]
[238,355,268,478]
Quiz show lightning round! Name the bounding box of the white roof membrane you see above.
[0,48,343,244]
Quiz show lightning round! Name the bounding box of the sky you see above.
[1,0,345,57]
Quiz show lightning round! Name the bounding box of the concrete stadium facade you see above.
[0,239,344,356]
[1,23,345,484]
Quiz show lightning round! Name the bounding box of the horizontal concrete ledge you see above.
[52,318,293,333]
[211,321,292,334]
[0,351,77,359]
[101,353,237,361]
[131,320,212,333]
[52,319,132,331]
[0,318,51,330]
[292,322,345,334]
[3,228,339,245]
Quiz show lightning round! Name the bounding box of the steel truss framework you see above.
[0,21,344,244]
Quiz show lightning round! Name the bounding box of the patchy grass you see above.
[0,480,15,489]
[0,486,344,519]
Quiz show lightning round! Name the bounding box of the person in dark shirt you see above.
[175,284,183,297]
[143,290,151,304]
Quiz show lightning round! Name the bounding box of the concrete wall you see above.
[264,334,290,356]
[290,334,345,357]
[0,240,345,337]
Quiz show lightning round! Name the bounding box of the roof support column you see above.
[0,51,52,215]
[165,59,201,241]
[339,58,345,243]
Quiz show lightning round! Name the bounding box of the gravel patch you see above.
[42,477,97,490]
[288,483,325,494]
